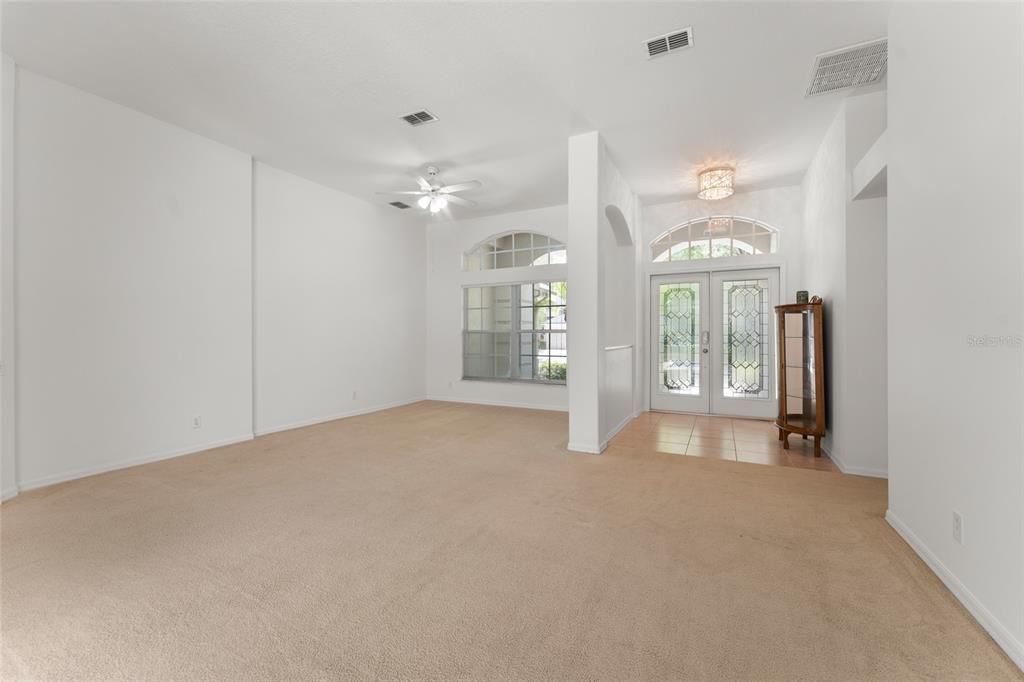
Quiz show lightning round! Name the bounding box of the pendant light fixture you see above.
[697,166,735,201]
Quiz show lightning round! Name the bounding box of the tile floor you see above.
[607,411,837,472]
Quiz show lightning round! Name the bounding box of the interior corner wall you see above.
[888,1,1023,668]
[844,89,887,170]
[844,193,887,476]
[1,52,15,500]
[254,162,426,434]
[800,88,888,479]
[842,89,888,477]
[800,106,847,466]
[14,68,254,490]
[424,204,568,411]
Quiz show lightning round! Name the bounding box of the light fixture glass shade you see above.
[434,196,448,210]
[706,217,733,234]
[697,167,735,201]
[418,196,431,209]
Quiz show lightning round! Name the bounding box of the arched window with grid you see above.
[651,217,777,262]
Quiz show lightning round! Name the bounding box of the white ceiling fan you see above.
[378,166,481,213]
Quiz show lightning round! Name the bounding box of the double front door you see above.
[650,268,779,418]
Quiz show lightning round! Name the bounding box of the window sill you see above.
[460,377,567,387]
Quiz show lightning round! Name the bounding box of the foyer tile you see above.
[617,413,836,472]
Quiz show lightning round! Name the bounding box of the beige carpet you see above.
[1,401,1019,680]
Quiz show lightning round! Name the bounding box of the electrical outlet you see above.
[192,415,202,429]
[448,381,453,390]
[952,510,964,545]
[352,391,357,401]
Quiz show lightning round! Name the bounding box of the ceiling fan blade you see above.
[375,190,428,196]
[416,176,433,191]
[439,180,481,194]
[444,194,477,208]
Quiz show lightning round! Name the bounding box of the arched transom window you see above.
[464,232,566,271]
[651,217,777,262]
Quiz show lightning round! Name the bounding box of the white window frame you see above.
[461,280,567,385]
[650,216,779,264]
[463,231,567,272]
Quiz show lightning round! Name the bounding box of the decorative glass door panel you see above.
[650,273,710,413]
[661,284,699,393]
[651,268,779,417]
[711,269,779,418]
[721,279,770,399]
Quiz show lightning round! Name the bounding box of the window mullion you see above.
[511,286,521,380]
[461,280,566,385]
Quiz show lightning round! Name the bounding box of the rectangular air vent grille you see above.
[806,38,888,97]
[646,27,692,59]
[389,201,411,209]
[401,110,438,126]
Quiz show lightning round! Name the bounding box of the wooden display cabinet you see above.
[775,301,825,456]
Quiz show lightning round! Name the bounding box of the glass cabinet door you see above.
[783,311,817,429]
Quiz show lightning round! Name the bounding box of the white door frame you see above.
[641,258,787,417]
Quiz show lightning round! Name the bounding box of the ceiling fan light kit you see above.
[378,165,481,213]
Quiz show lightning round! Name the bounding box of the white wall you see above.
[254,162,426,433]
[598,143,638,444]
[843,90,888,477]
[844,193,887,475]
[14,69,254,490]
[1,51,16,500]
[5,66,432,494]
[887,2,1023,668]
[802,108,847,468]
[425,204,568,411]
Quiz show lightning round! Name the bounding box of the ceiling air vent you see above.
[646,27,692,59]
[401,110,438,126]
[388,201,411,209]
[806,37,888,97]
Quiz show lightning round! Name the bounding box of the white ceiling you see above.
[3,2,890,218]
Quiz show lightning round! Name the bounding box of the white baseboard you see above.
[254,396,426,436]
[567,441,602,454]
[11,397,438,496]
[886,509,1024,671]
[1,485,19,502]
[16,433,255,493]
[425,395,568,413]
[599,412,636,451]
[826,445,888,478]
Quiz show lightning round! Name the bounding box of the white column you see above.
[567,132,601,453]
